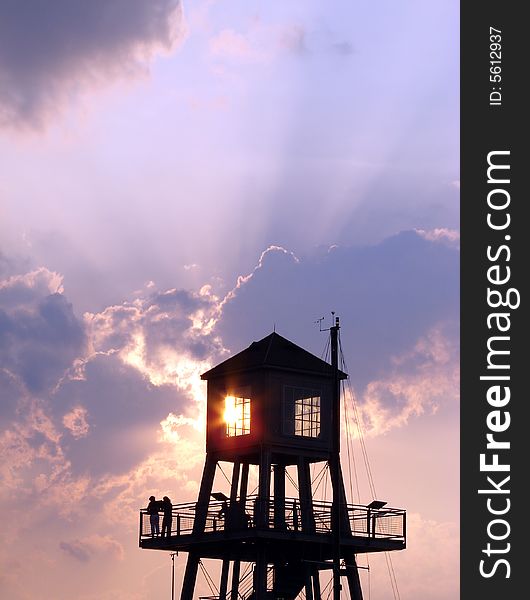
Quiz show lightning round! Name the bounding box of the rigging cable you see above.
[311,462,329,496]
[217,462,232,487]
[285,469,299,492]
[338,334,376,499]
[341,350,372,591]
[321,572,333,600]
[341,378,360,505]
[199,560,219,597]
[338,331,401,600]
[321,334,331,362]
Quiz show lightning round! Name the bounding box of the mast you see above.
[330,315,341,600]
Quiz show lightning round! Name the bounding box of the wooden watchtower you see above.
[139,321,406,599]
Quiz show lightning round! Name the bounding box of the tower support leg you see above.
[297,457,316,532]
[219,461,240,600]
[337,462,353,533]
[230,560,241,600]
[312,567,321,600]
[256,449,271,529]
[239,462,249,501]
[219,558,230,600]
[253,544,267,600]
[193,453,217,534]
[344,551,363,600]
[230,461,241,502]
[180,552,200,600]
[181,454,216,600]
[304,564,314,600]
[230,461,248,600]
[273,464,286,530]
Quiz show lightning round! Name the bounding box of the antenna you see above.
[315,311,337,332]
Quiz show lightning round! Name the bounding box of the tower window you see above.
[224,395,251,437]
[294,395,321,437]
[283,387,322,438]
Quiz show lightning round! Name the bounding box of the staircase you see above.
[240,562,305,600]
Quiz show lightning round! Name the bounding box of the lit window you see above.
[294,395,321,437]
[224,396,251,437]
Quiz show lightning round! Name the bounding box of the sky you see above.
[0,1,459,599]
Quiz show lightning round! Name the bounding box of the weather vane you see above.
[315,311,336,332]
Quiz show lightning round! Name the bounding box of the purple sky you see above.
[0,2,459,599]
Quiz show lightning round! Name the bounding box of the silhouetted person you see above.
[161,496,173,538]
[147,495,160,537]
[218,500,228,519]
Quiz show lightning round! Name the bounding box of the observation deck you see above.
[139,495,406,561]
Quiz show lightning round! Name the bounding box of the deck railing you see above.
[139,495,405,544]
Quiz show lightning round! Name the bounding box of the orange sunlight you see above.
[224,396,238,427]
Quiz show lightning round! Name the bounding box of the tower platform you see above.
[139,495,406,559]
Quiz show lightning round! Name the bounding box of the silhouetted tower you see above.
[139,324,406,599]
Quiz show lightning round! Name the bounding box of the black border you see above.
[461,4,527,597]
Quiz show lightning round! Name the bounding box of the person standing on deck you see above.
[161,496,173,538]
[147,496,160,537]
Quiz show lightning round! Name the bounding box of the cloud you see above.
[208,22,352,66]
[356,323,459,436]
[84,284,226,396]
[0,268,85,393]
[0,260,225,520]
[53,354,199,478]
[0,394,67,498]
[0,265,216,570]
[415,227,460,247]
[211,232,459,442]
[60,534,124,563]
[63,406,90,439]
[217,231,459,393]
[0,232,458,506]
[0,0,183,129]
[0,267,64,307]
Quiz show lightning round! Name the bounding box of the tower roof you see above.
[201,332,348,380]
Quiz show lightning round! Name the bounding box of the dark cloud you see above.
[60,540,91,562]
[0,261,222,483]
[216,231,459,391]
[54,354,189,477]
[50,285,222,478]
[142,289,215,358]
[0,0,182,128]
[59,535,124,563]
[86,284,222,363]
[332,41,354,56]
[0,278,86,393]
[0,369,23,421]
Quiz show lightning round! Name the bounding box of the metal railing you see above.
[139,495,405,544]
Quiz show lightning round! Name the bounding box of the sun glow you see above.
[224,396,238,427]
[223,395,251,436]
